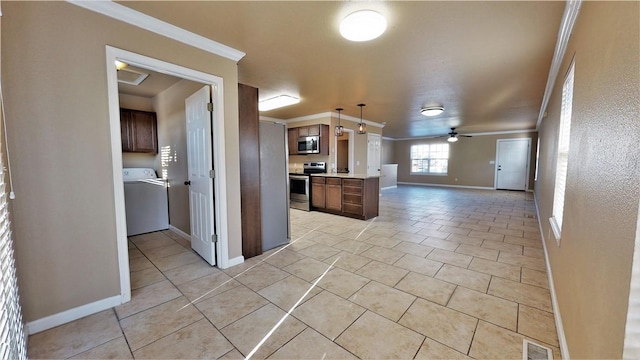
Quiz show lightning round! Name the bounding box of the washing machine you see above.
[123,168,169,236]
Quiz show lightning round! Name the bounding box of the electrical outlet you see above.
[356,160,360,166]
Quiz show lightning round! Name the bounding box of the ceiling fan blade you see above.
[460,135,472,137]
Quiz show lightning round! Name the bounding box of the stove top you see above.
[303,161,326,174]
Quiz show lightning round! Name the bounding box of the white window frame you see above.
[410,143,449,175]
[549,60,575,244]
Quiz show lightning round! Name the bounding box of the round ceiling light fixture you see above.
[420,106,445,117]
[340,10,387,42]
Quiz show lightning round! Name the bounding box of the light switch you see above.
[489,160,495,164]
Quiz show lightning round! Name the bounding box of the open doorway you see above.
[334,128,354,173]
[105,46,232,303]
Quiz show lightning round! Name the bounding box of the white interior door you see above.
[367,133,382,177]
[495,138,531,190]
[186,86,216,265]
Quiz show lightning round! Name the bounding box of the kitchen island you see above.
[310,174,379,220]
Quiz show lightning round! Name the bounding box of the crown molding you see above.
[284,111,385,128]
[67,0,246,62]
[536,0,582,129]
[391,129,537,141]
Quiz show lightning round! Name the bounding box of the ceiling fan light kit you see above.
[340,10,387,42]
[357,103,367,134]
[447,136,459,143]
[420,106,445,117]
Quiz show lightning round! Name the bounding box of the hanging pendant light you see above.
[335,108,344,136]
[357,103,367,134]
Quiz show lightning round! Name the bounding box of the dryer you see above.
[123,168,169,236]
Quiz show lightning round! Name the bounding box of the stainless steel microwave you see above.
[297,136,319,154]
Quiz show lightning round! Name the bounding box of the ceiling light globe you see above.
[447,136,458,143]
[420,106,444,116]
[340,10,387,42]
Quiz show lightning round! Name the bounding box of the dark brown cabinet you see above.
[120,108,158,153]
[287,128,298,155]
[311,176,379,220]
[287,124,330,155]
[311,177,326,208]
[326,178,342,211]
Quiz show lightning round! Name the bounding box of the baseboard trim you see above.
[397,182,494,190]
[169,225,191,241]
[381,185,397,190]
[26,295,122,335]
[225,255,244,269]
[533,192,570,359]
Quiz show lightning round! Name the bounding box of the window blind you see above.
[551,61,575,236]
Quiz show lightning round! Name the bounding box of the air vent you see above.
[117,68,149,86]
[523,339,552,360]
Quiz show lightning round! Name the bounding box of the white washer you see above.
[123,168,169,236]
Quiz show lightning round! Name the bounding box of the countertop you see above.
[310,173,379,179]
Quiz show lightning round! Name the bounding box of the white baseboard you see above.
[533,192,570,359]
[225,255,244,269]
[169,225,191,240]
[381,185,397,190]
[26,295,122,335]
[397,182,494,190]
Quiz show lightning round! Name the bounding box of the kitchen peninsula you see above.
[310,173,379,220]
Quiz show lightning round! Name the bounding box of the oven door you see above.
[289,174,310,210]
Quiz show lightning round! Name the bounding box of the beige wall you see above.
[119,93,157,168]
[382,138,395,165]
[535,2,639,358]
[152,79,204,235]
[394,132,537,188]
[2,1,241,322]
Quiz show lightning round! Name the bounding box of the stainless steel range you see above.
[289,162,326,211]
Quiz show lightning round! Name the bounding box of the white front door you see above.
[186,86,216,266]
[495,138,531,191]
[367,133,382,177]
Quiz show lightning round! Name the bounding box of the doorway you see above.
[334,129,354,173]
[495,138,531,191]
[105,46,231,303]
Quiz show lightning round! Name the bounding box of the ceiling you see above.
[118,1,565,139]
[117,65,182,98]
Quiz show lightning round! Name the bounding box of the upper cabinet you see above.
[287,124,329,156]
[120,108,158,153]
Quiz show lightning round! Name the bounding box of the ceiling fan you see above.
[438,128,472,143]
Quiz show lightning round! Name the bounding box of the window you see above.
[410,143,449,174]
[550,60,574,242]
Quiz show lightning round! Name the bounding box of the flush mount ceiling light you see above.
[259,95,300,112]
[420,106,445,117]
[340,10,387,42]
[114,60,128,71]
[335,108,344,137]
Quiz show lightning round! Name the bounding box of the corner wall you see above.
[2,1,241,323]
[535,1,640,357]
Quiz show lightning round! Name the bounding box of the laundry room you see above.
[118,64,203,239]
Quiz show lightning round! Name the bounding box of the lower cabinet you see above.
[311,177,326,208]
[311,176,379,220]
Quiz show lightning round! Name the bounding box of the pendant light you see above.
[357,103,367,134]
[335,108,344,136]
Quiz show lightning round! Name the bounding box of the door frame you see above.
[494,138,532,191]
[333,128,354,173]
[105,46,231,303]
[367,133,382,177]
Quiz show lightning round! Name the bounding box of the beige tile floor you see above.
[27,186,561,359]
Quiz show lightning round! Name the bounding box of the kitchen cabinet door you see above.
[120,109,133,152]
[311,182,326,209]
[326,182,342,211]
[288,128,298,155]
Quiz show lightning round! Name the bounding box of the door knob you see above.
[184,181,191,186]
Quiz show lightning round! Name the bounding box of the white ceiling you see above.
[118,1,565,139]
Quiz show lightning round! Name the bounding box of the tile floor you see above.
[27,186,561,359]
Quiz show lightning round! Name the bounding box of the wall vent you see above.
[523,339,552,360]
